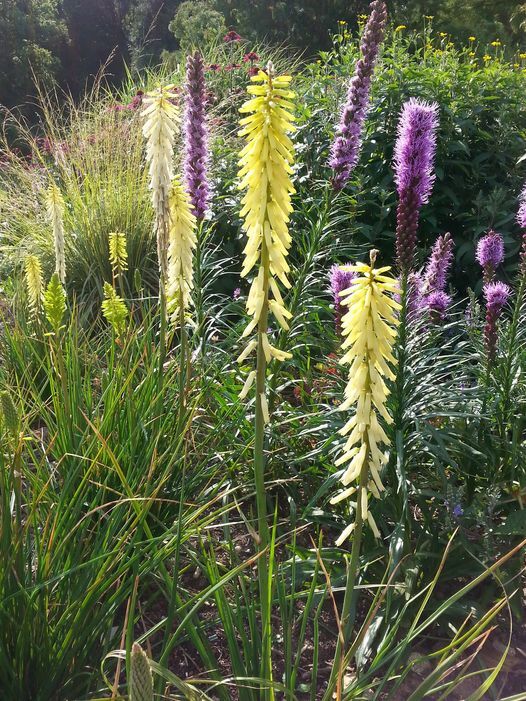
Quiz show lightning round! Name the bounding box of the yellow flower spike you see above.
[332,250,400,544]
[141,85,179,283]
[24,255,43,320]
[108,232,128,276]
[166,176,197,322]
[45,182,66,284]
[237,61,296,384]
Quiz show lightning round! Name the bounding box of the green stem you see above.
[254,244,273,700]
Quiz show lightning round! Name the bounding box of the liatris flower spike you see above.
[476,230,504,283]
[422,232,453,295]
[331,250,400,544]
[236,62,296,390]
[108,232,128,277]
[25,255,43,320]
[46,182,66,284]
[330,264,355,329]
[426,290,451,321]
[483,281,510,360]
[394,98,439,272]
[167,177,197,321]
[184,52,210,219]
[329,0,387,191]
[141,85,179,282]
[517,183,526,272]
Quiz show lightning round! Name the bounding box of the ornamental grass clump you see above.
[45,182,66,284]
[167,177,197,321]
[141,86,179,284]
[236,60,296,697]
[394,99,439,273]
[331,251,400,544]
[328,0,387,191]
[183,52,210,220]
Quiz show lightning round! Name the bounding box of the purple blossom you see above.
[328,0,388,191]
[483,281,510,360]
[422,232,453,294]
[517,182,526,229]
[476,230,504,283]
[224,30,241,43]
[393,98,439,272]
[233,287,241,299]
[330,264,355,329]
[426,290,451,320]
[184,51,210,220]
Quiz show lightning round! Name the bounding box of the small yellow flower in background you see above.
[469,36,476,42]
[236,62,295,375]
[394,25,406,32]
[166,176,197,320]
[469,51,476,57]
[491,40,501,47]
[141,85,179,282]
[514,63,520,68]
[45,182,66,284]
[330,251,400,545]
[425,15,434,20]
[338,20,346,25]
[483,54,491,62]
[108,232,128,277]
[102,282,129,338]
[25,255,43,320]
[520,52,526,59]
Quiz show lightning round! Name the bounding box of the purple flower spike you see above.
[330,264,355,329]
[517,182,526,229]
[423,232,453,294]
[483,281,510,360]
[393,98,439,272]
[426,290,451,321]
[328,0,387,191]
[184,51,210,220]
[476,230,504,283]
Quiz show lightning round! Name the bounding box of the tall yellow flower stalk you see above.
[24,255,43,321]
[237,61,296,699]
[167,177,197,321]
[331,251,400,545]
[45,182,66,284]
[108,231,128,278]
[328,251,399,688]
[141,86,179,284]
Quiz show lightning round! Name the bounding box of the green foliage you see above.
[0,0,66,107]
[169,0,227,49]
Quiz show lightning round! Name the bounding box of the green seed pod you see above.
[0,391,19,437]
[130,643,153,701]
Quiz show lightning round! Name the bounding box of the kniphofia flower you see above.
[25,255,43,319]
[236,62,296,387]
[108,231,128,277]
[331,251,400,544]
[102,282,129,338]
[46,182,66,284]
[167,176,197,320]
[141,85,179,282]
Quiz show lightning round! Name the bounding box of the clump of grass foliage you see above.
[0,10,525,701]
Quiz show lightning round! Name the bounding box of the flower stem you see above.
[254,243,273,699]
